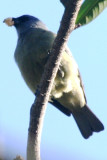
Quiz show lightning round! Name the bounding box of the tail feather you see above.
[72,105,104,139]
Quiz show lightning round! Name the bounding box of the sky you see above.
[1,0,107,160]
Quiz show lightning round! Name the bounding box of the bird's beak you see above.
[3,18,14,26]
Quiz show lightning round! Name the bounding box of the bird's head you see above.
[3,15,48,36]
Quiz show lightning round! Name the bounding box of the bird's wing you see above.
[65,46,87,103]
[49,99,71,116]
[77,70,87,103]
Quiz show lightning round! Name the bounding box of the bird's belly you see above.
[15,49,86,110]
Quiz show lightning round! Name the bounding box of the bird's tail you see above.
[72,105,104,139]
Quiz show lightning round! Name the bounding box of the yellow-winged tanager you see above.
[4,15,104,139]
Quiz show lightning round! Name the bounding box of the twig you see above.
[27,0,83,160]
[74,23,81,30]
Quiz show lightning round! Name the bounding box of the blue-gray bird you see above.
[4,15,104,139]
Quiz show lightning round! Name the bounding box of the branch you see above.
[27,0,83,160]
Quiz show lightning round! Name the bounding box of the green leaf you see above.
[76,0,107,25]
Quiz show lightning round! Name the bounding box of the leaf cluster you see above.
[76,0,107,26]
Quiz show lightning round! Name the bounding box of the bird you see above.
[4,15,104,139]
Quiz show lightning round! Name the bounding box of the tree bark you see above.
[27,0,83,160]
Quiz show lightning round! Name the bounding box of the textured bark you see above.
[27,0,83,160]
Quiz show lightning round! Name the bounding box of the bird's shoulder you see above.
[22,28,56,43]
[15,28,56,62]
